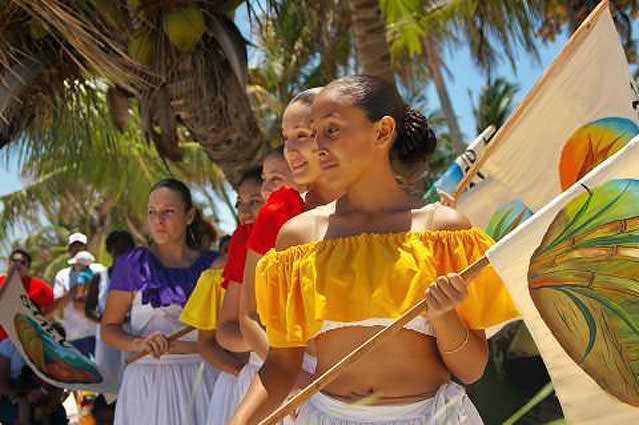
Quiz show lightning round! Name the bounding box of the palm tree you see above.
[470,77,520,133]
[536,0,638,63]
[248,0,352,144]
[0,0,264,184]
[0,87,235,258]
[382,0,541,154]
[347,0,394,83]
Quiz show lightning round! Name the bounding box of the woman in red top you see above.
[236,89,344,403]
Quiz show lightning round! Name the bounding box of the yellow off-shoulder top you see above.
[179,268,226,330]
[256,227,519,348]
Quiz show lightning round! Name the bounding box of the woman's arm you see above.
[101,290,169,357]
[217,282,250,352]
[198,329,247,376]
[426,274,488,384]
[229,346,304,425]
[239,250,269,360]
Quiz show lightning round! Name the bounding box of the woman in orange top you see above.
[229,75,518,425]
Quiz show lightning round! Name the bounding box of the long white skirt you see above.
[296,382,483,425]
[114,354,219,425]
[206,371,240,425]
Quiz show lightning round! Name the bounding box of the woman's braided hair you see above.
[326,75,437,189]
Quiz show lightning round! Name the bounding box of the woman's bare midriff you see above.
[314,326,450,405]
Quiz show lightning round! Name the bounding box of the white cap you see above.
[68,250,95,266]
[68,232,88,246]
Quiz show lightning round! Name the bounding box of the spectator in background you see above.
[0,249,55,341]
[0,327,68,425]
[86,230,135,425]
[53,233,108,358]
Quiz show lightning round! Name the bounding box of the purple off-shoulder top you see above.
[110,247,217,308]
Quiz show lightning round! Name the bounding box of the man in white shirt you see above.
[53,232,108,358]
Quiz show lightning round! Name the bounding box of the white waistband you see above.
[318,317,434,337]
[301,382,474,423]
[127,352,202,365]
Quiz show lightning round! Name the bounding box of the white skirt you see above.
[114,354,219,425]
[206,371,240,425]
[296,382,483,425]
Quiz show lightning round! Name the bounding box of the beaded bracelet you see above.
[440,327,470,355]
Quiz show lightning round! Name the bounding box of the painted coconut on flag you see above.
[559,118,639,190]
[527,179,639,406]
[14,314,103,384]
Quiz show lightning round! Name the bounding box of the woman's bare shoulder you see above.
[274,203,335,251]
[414,203,472,232]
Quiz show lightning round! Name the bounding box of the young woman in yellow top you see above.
[180,169,264,425]
[229,75,519,425]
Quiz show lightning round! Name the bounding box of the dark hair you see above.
[199,218,218,248]
[239,166,263,187]
[149,178,207,251]
[105,231,135,259]
[10,248,31,267]
[219,234,232,255]
[289,87,323,107]
[325,75,437,185]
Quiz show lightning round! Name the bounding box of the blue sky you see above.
[1,8,635,235]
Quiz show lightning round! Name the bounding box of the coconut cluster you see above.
[127,3,207,66]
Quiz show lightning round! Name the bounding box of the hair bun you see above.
[395,107,437,162]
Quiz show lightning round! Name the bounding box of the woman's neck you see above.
[152,240,192,267]
[340,158,418,215]
[305,179,343,210]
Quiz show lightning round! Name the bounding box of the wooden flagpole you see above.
[126,326,195,364]
[452,0,610,198]
[450,125,496,199]
[258,256,490,425]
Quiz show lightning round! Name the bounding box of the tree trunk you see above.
[423,36,465,153]
[347,0,394,84]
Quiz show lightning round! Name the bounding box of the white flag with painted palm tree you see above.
[484,135,639,424]
[426,0,639,243]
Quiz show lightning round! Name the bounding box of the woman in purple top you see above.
[102,178,219,425]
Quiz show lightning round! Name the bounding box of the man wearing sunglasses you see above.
[0,249,55,342]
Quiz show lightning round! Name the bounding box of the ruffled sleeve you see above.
[222,223,254,288]
[109,249,143,291]
[247,187,306,256]
[256,247,317,347]
[179,269,225,330]
[445,229,520,329]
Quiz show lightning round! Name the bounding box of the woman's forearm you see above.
[431,311,488,384]
[239,312,269,360]
[229,347,303,425]
[168,340,198,354]
[101,323,143,353]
